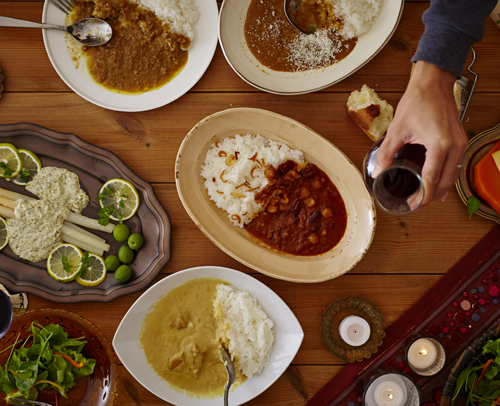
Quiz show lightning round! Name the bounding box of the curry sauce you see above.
[68,0,189,93]
[140,278,246,397]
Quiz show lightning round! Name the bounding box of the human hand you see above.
[372,61,468,207]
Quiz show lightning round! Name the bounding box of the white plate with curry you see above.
[41,0,218,112]
[175,108,377,283]
[113,266,304,406]
[219,0,404,94]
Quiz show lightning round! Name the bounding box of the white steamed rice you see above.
[200,134,305,227]
[327,0,383,39]
[131,0,199,40]
[214,284,275,378]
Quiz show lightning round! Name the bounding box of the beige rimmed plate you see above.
[218,0,404,94]
[175,108,376,283]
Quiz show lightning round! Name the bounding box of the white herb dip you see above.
[7,167,89,262]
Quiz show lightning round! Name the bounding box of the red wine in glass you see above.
[363,138,426,215]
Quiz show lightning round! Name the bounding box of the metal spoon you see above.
[219,347,235,406]
[0,16,112,46]
[284,0,317,34]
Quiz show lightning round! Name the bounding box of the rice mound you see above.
[327,0,383,39]
[214,284,275,378]
[200,134,305,227]
[131,0,199,40]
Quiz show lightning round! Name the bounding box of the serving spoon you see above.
[0,16,112,46]
[219,347,235,406]
[284,0,317,34]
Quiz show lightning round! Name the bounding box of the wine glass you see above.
[363,137,426,215]
[0,289,13,338]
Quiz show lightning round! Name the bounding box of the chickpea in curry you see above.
[245,161,348,256]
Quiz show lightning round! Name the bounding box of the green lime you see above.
[113,224,131,242]
[104,255,120,272]
[115,265,133,283]
[128,233,144,250]
[118,245,134,264]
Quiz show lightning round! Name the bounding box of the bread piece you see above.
[346,85,394,142]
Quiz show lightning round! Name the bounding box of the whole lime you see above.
[113,224,131,242]
[104,255,120,272]
[118,245,134,264]
[115,265,133,283]
[128,233,144,250]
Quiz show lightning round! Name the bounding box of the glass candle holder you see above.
[0,289,13,339]
[406,336,446,377]
[363,137,426,215]
[363,373,420,406]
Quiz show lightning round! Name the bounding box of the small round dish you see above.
[0,308,117,406]
[320,296,385,363]
[41,0,218,112]
[440,323,500,406]
[456,123,500,224]
[219,0,404,94]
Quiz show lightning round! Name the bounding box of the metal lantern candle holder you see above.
[405,336,446,377]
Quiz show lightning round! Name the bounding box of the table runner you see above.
[308,224,500,406]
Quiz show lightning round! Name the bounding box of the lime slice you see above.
[11,149,42,186]
[47,244,83,282]
[99,179,140,222]
[0,143,22,178]
[76,254,107,287]
[0,216,8,251]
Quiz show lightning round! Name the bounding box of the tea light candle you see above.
[338,315,370,346]
[373,380,405,406]
[407,338,437,370]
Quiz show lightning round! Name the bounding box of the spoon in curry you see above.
[0,16,112,46]
[219,347,236,406]
[284,0,317,34]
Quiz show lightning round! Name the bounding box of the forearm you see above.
[412,0,497,77]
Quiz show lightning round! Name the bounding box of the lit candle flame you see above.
[419,349,427,355]
[388,394,393,399]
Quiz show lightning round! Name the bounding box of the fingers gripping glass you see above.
[363,137,426,215]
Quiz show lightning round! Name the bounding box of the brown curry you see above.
[245,161,348,256]
[68,0,190,93]
[244,0,356,72]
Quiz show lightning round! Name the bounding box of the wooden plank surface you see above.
[0,0,499,405]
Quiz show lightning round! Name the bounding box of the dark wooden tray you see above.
[0,123,171,303]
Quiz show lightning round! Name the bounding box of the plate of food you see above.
[0,308,117,406]
[0,123,171,302]
[175,108,376,283]
[219,0,404,94]
[113,265,304,406]
[41,0,218,112]
[440,323,500,406]
[456,123,500,224]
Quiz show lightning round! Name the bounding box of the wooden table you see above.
[0,1,499,404]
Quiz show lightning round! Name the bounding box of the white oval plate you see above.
[113,266,304,406]
[41,0,218,112]
[175,108,377,283]
[219,0,404,94]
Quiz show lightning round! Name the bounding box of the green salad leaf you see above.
[454,338,500,405]
[0,322,95,401]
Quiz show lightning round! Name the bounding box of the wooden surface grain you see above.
[0,0,499,404]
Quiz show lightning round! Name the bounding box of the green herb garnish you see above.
[61,256,73,273]
[95,186,126,225]
[19,170,31,184]
[0,162,14,177]
[467,196,481,219]
[76,252,90,278]
[0,322,96,401]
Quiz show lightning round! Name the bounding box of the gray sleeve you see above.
[411,0,497,77]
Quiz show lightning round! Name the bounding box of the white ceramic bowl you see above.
[175,108,377,283]
[218,0,404,94]
[113,266,304,406]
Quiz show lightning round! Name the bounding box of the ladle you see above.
[0,16,112,46]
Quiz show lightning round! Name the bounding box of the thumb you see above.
[372,132,406,178]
